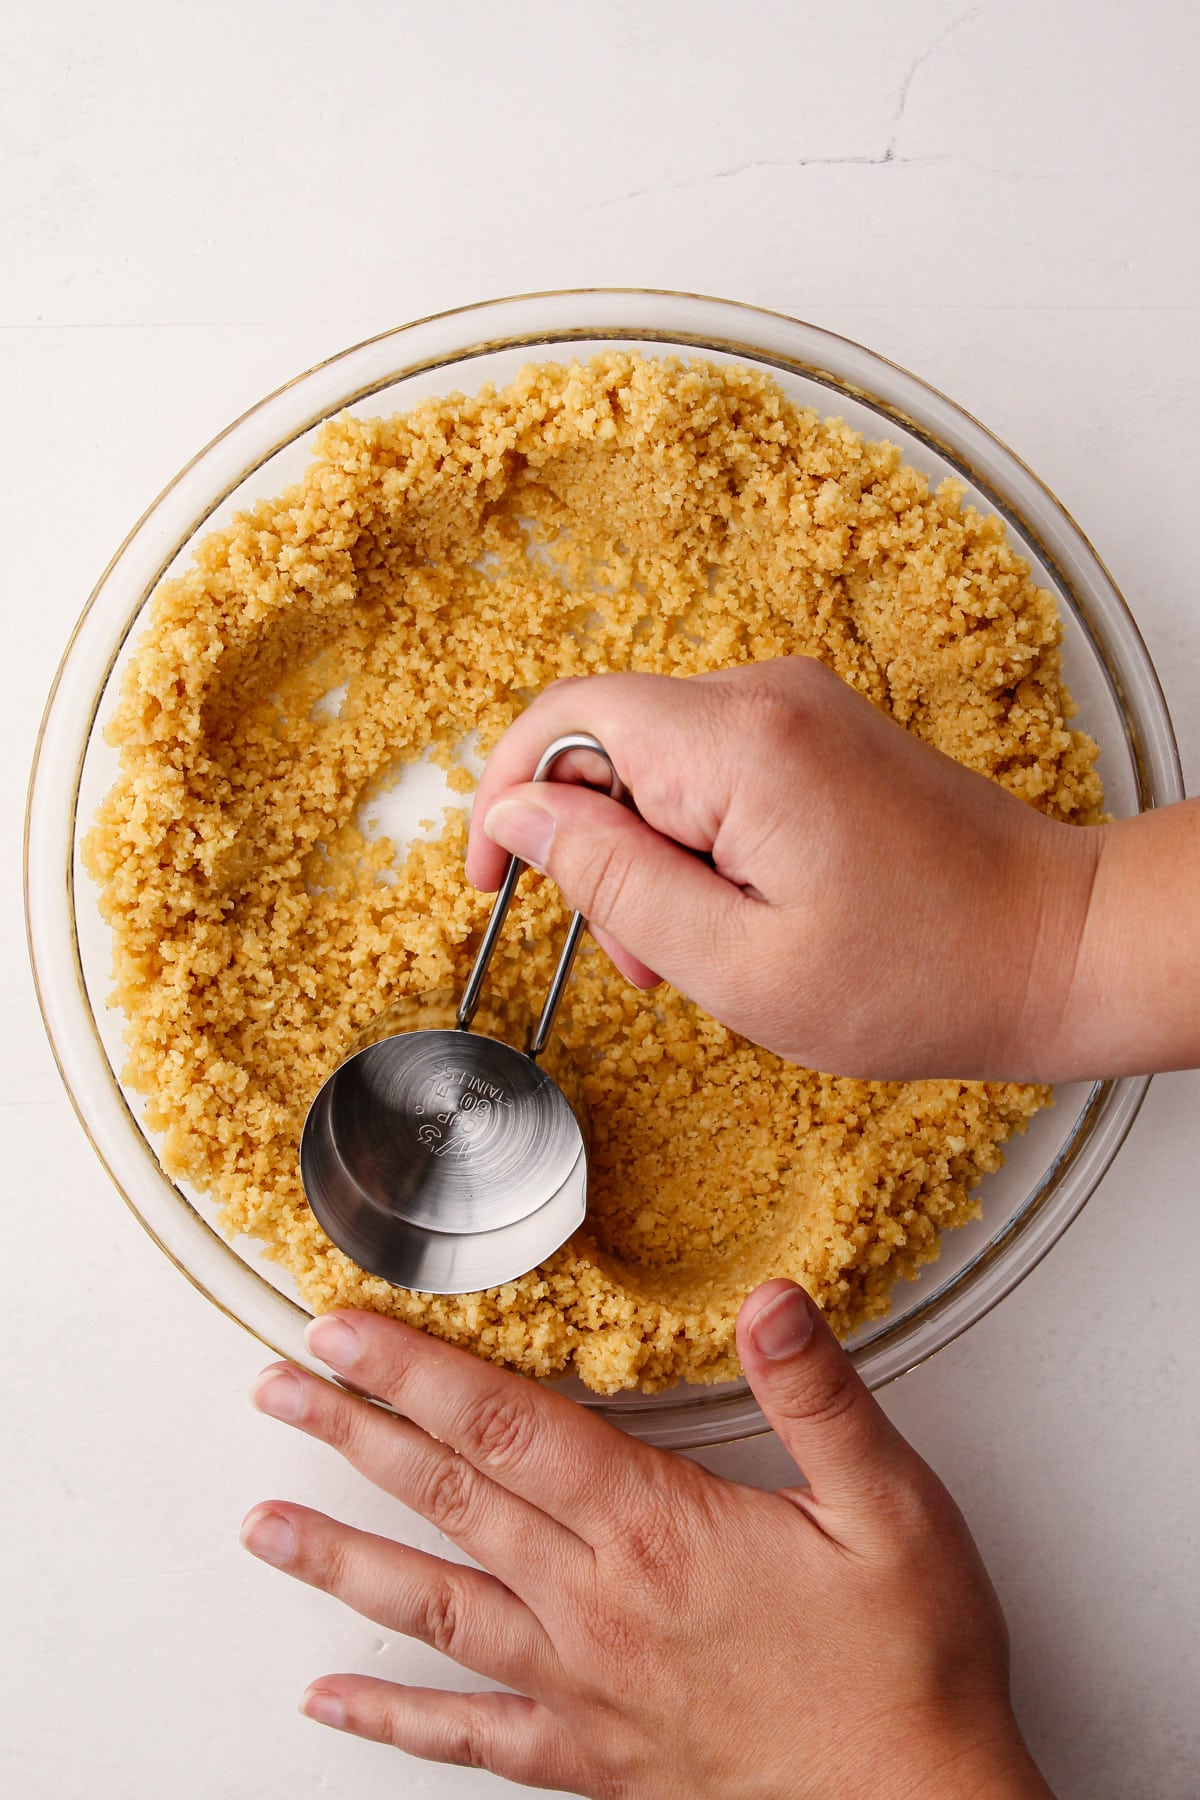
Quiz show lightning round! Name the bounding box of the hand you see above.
[241,1293,1050,1797]
[465,655,1103,1083]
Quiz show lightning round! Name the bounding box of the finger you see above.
[465,668,736,892]
[736,1281,925,1536]
[587,920,661,989]
[301,1313,662,1547]
[251,1363,582,1604]
[240,1501,556,1693]
[481,779,753,1008]
[299,1680,583,1789]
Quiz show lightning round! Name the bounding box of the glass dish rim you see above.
[25,287,1184,1449]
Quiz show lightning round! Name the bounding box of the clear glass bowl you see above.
[25,290,1184,1448]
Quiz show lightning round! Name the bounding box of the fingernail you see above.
[252,1367,305,1423]
[750,1287,816,1361]
[241,1507,296,1567]
[301,1687,346,1730]
[483,798,556,872]
[305,1314,360,1370]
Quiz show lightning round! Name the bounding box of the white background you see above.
[4,3,1198,1795]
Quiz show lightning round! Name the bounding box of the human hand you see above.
[241,1291,1050,1797]
[464,656,1103,1083]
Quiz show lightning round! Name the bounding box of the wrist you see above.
[1051,799,1200,1078]
[992,811,1104,1083]
[813,1698,1052,1800]
[882,1711,1052,1800]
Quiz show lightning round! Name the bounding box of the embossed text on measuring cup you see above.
[415,1067,514,1157]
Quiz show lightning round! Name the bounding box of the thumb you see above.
[482,782,749,999]
[737,1280,922,1525]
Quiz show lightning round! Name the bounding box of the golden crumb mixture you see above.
[85,353,1103,1394]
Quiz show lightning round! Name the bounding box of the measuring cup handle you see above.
[457,733,627,1053]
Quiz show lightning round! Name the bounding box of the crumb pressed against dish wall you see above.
[84,354,1102,1394]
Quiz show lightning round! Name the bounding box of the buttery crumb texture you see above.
[85,353,1103,1394]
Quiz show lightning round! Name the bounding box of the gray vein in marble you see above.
[592,6,986,209]
[883,3,981,160]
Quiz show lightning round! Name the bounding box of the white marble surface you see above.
[4,3,1198,1795]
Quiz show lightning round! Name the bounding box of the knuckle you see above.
[446,1699,496,1770]
[320,1391,374,1460]
[618,1510,677,1584]
[419,1454,479,1537]
[320,1390,406,1486]
[795,1368,862,1433]
[529,673,586,721]
[736,670,805,746]
[732,654,839,754]
[417,1570,469,1659]
[374,1695,422,1755]
[573,832,637,926]
[580,1606,644,1675]
[457,1389,535,1472]
[886,1484,942,1552]
[295,1521,349,1594]
[699,880,754,973]
[593,1778,634,1800]
[895,1462,959,1542]
[538,673,582,700]
[611,1479,686,1591]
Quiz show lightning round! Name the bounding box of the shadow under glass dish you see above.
[300,733,625,1293]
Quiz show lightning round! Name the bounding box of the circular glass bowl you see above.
[26,290,1183,1448]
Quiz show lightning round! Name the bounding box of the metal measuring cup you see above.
[300,734,626,1294]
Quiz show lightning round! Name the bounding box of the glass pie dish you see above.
[25,289,1184,1448]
